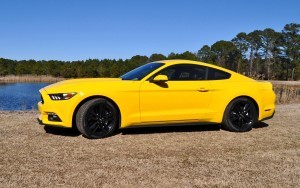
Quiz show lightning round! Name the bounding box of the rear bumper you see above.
[259,85,276,121]
[261,110,275,121]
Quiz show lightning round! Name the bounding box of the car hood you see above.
[43,78,123,93]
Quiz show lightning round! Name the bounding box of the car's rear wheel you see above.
[76,98,118,139]
[222,97,258,132]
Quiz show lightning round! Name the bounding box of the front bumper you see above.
[38,89,75,128]
[38,101,71,128]
[37,117,43,125]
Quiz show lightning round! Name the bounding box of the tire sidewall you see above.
[76,98,118,139]
[223,97,258,132]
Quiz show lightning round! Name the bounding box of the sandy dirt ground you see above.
[0,104,299,187]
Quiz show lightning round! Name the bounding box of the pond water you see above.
[0,82,50,110]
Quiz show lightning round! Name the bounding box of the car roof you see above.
[156,59,231,73]
[155,59,254,82]
[157,59,207,65]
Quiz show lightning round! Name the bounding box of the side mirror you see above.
[152,75,168,82]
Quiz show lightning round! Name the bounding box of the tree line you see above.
[0,23,299,80]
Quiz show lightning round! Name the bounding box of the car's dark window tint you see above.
[207,68,231,80]
[154,64,207,81]
[120,62,164,80]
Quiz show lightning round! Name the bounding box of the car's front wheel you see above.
[222,97,258,132]
[76,98,118,139]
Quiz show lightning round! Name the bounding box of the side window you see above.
[207,68,231,80]
[156,64,207,81]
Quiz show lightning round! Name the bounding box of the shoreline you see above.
[0,75,65,83]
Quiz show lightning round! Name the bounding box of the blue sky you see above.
[0,0,299,61]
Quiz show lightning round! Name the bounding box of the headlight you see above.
[49,92,77,100]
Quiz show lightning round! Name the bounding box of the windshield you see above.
[120,62,164,80]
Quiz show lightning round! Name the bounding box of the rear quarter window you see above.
[207,68,231,80]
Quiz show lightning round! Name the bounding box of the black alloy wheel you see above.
[222,97,258,132]
[76,98,118,139]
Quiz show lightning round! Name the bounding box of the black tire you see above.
[222,97,258,132]
[76,98,118,139]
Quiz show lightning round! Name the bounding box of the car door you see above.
[139,64,213,124]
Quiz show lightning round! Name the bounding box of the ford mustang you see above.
[38,60,276,139]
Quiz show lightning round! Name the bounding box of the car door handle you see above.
[197,88,209,92]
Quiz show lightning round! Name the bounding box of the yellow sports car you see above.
[38,60,275,139]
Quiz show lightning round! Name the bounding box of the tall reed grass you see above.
[0,75,65,82]
[271,81,300,104]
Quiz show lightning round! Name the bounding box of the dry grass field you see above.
[0,104,300,187]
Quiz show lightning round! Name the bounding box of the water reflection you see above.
[0,82,50,110]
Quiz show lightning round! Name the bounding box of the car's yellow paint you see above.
[38,60,276,128]
[139,80,213,123]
